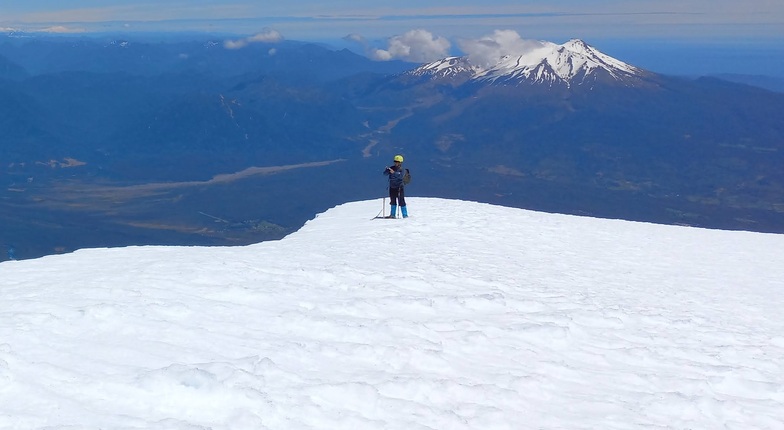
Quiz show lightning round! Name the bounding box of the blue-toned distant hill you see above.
[0,35,783,260]
[711,74,784,93]
[0,54,27,80]
[0,35,412,80]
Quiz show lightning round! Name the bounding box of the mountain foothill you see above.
[1,34,782,260]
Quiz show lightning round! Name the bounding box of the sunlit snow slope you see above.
[1,198,783,429]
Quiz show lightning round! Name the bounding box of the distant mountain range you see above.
[1,34,783,260]
[710,74,784,93]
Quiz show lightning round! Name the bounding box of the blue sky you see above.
[3,0,782,41]
[2,1,783,76]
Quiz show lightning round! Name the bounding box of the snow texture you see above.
[1,197,783,429]
[412,39,647,87]
[409,56,479,80]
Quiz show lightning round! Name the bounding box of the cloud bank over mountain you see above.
[458,29,546,67]
[223,29,284,50]
[345,29,452,62]
[348,29,547,63]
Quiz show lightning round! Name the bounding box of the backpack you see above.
[403,168,411,185]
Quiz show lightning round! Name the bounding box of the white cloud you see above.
[370,48,393,61]
[37,25,86,34]
[343,33,373,56]
[224,29,283,50]
[371,29,451,62]
[344,33,366,44]
[248,29,283,43]
[224,39,248,50]
[458,30,545,67]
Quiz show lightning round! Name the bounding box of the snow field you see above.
[1,197,783,429]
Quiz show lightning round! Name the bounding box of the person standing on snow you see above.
[383,154,410,218]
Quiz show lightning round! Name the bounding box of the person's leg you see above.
[388,187,398,217]
[389,187,398,205]
[398,188,408,218]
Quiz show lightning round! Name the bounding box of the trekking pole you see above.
[372,197,386,219]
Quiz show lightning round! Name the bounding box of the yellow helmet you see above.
[393,155,404,162]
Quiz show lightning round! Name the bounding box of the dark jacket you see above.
[384,164,405,188]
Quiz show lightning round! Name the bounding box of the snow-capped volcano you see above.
[409,39,650,88]
[407,56,480,82]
